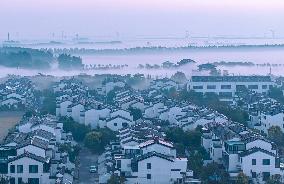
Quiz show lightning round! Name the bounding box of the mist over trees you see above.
[0,47,53,69]
[0,47,83,70]
[58,54,83,70]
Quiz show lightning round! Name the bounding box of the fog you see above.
[0,47,283,78]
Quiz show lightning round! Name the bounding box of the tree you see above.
[268,126,284,146]
[171,71,187,84]
[266,174,282,184]
[128,107,143,121]
[0,175,9,184]
[84,131,103,152]
[188,150,205,178]
[58,54,83,70]
[235,172,249,184]
[268,87,284,104]
[40,89,56,115]
[200,162,229,184]
[84,128,116,153]
[61,117,91,142]
[107,174,125,184]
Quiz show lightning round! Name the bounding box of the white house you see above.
[188,76,274,100]
[7,152,51,184]
[67,103,84,123]
[101,115,134,131]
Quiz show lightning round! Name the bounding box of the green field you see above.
[0,111,24,141]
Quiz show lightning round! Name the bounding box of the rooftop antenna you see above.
[7,32,10,41]
[185,30,190,39]
[116,32,120,40]
[270,30,275,39]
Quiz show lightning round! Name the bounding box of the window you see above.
[207,85,216,89]
[221,85,231,89]
[252,172,256,178]
[219,92,232,98]
[28,178,39,184]
[43,163,50,173]
[248,85,258,89]
[10,165,15,173]
[252,159,256,165]
[262,85,268,89]
[10,177,15,184]
[122,122,128,127]
[147,174,151,179]
[147,163,151,169]
[263,172,270,181]
[114,123,117,126]
[18,178,22,184]
[263,159,270,165]
[17,165,23,173]
[117,160,121,168]
[29,165,38,173]
[193,85,203,89]
[236,85,246,91]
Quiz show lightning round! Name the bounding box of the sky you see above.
[1,0,284,40]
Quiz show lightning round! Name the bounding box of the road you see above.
[76,146,99,184]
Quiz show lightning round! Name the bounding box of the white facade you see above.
[83,108,111,128]
[105,116,134,131]
[7,156,50,184]
[187,76,274,99]
[240,150,280,183]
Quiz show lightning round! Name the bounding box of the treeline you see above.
[58,54,83,70]
[138,59,196,69]
[0,47,83,70]
[39,44,284,55]
[0,47,53,69]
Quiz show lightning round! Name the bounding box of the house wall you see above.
[260,113,284,134]
[71,104,84,123]
[59,101,72,117]
[106,118,133,131]
[241,151,280,183]
[187,81,273,97]
[84,108,111,128]
[8,157,50,184]
[136,156,173,184]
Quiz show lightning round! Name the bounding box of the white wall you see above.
[241,151,280,183]
[8,157,50,184]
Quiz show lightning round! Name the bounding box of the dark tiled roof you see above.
[239,148,276,157]
[136,151,174,162]
[17,137,49,150]
[191,76,272,82]
[8,151,49,163]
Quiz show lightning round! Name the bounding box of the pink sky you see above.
[0,0,284,39]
